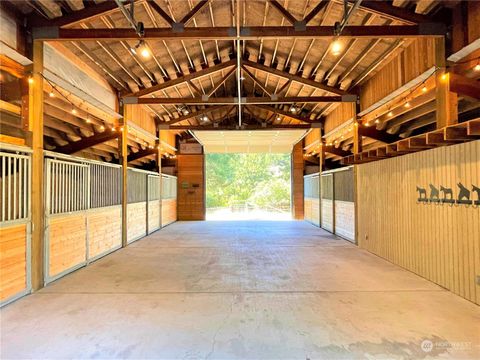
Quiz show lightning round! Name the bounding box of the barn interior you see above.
[0,0,479,358]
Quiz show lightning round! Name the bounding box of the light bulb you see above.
[49,91,55,98]
[422,86,427,93]
[441,73,448,81]
[99,125,105,131]
[375,118,380,124]
[474,64,480,72]
[404,101,411,108]
[331,40,342,56]
[72,108,77,115]
[388,111,393,117]
[28,77,34,84]
[140,46,150,59]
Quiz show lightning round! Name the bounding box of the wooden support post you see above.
[157,129,162,228]
[353,103,362,154]
[120,104,129,247]
[30,40,44,291]
[291,140,304,220]
[435,37,458,129]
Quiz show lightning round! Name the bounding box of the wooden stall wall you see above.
[357,141,480,305]
[291,141,304,220]
[127,168,147,243]
[0,224,29,304]
[47,214,87,279]
[304,174,320,227]
[321,174,334,232]
[161,174,177,226]
[177,155,205,221]
[87,206,122,260]
[147,175,161,234]
[333,167,355,242]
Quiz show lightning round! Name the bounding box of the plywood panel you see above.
[334,201,355,241]
[0,224,27,302]
[357,140,480,305]
[127,202,147,242]
[311,199,320,227]
[162,199,177,226]
[87,206,122,259]
[148,200,161,233]
[177,155,205,221]
[48,214,86,278]
[321,174,334,232]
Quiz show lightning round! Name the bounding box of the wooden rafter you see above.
[359,126,402,143]
[250,104,316,124]
[355,0,434,24]
[268,0,297,25]
[125,59,236,97]
[162,105,229,126]
[304,1,328,24]
[449,73,480,100]
[128,148,157,162]
[147,0,175,26]
[243,59,350,96]
[54,131,120,154]
[179,0,209,25]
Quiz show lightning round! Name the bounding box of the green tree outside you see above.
[205,153,291,211]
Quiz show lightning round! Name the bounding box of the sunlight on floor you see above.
[206,208,292,221]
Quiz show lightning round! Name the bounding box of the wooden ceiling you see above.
[4,0,477,165]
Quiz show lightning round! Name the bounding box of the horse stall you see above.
[0,145,31,306]
[147,174,161,234]
[44,152,122,284]
[303,173,320,227]
[332,167,355,242]
[320,173,334,233]
[161,174,177,227]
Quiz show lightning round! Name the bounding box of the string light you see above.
[99,125,105,131]
[388,111,393,117]
[72,108,77,115]
[49,91,55,98]
[474,63,480,72]
[404,101,411,108]
[28,76,34,84]
[422,85,427,93]
[375,118,380,124]
[441,73,448,81]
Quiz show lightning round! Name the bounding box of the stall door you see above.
[321,173,334,232]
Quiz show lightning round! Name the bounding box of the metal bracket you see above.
[123,97,139,104]
[172,22,185,33]
[294,21,307,32]
[202,94,209,102]
[32,26,59,40]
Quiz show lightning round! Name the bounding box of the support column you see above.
[353,103,362,154]
[30,40,44,291]
[435,37,458,129]
[157,129,162,228]
[291,141,304,220]
[120,104,129,247]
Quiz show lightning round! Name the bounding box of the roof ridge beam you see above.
[125,96,356,105]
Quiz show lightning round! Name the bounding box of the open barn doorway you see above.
[205,153,292,220]
[194,130,307,221]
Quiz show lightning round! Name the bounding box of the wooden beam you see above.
[53,131,119,154]
[33,25,447,41]
[162,105,229,125]
[120,106,128,248]
[147,0,175,26]
[243,59,349,95]
[323,145,351,157]
[169,124,312,130]
[304,1,328,24]
[242,65,272,97]
[128,148,156,162]
[268,0,298,25]
[250,104,316,124]
[357,0,434,24]
[29,0,121,27]
[179,0,209,25]
[126,96,352,105]
[207,66,237,97]
[359,126,402,143]
[435,38,458,129]
[30,40,44,291]
[449,73,480,100]
[124,59,236,97]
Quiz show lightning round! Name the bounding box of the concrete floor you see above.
[1,221,479,359]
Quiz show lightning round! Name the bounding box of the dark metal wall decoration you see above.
[416,183,479,206]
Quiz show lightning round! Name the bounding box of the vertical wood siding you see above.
[357,141,480,305]
[0,224,27,302]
